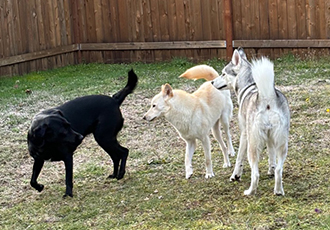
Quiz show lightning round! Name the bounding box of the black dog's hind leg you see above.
[117,146,128,179]
[95,136,129,180]
[30,158,45,192]
[105,141,128,180]
[107,154,119,179]
[63,155,74,198]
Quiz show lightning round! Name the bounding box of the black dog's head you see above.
[28,109,84,161]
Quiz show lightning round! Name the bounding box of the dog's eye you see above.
[152,104,156,108]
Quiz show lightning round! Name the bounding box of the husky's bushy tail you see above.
[251,57,275,100]
[112,69,138,106]
[179,64,219,81]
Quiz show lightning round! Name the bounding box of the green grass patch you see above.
[0,56,330,229]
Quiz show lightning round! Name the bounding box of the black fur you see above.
[28,69,138,197]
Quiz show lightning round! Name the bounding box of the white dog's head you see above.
[212,48,247,91]
[143,84,173,121]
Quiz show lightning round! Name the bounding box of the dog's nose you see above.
[142,116,146,120]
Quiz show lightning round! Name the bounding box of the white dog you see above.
[212,48,290,195]
[143,65,235,179]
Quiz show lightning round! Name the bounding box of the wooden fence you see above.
[0,0,330,77]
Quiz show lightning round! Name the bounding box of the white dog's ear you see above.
[162,83,174,101]
[231,49,241,66]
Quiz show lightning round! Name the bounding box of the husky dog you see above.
[212,48,290,195]
[143,65,235,179]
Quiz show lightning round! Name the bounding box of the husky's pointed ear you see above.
[161,83,173,100]
[232,49,241,66]
[237,47,247,59]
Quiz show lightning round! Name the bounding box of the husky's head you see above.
[212,48,248,91]
[143,84,173,121]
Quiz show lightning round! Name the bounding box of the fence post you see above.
[224,0,233,61]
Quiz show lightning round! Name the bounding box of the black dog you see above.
[28,69,138,197]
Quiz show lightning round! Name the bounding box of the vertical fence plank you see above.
[166,0,176,58]
[257,0,271,57]
[101,0,113,63]
[35,0,48,71]
[306,0,316,38]
[318,0,326,38]
[92,0,104,62]
[224,0,233,60]
[209,0,219,58]
[287,0,297,39]
[174,0,185,63]
[94,0,103,43]
[268,0,279,58]
[1,0,11,76]
[6,0,16,75]
[159,0,172,60]
[118,0,131,61]
[326,0,330,39]
[108,0,121,62]
[150,0,162,61]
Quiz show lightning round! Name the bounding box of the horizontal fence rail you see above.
[2,39,330,68]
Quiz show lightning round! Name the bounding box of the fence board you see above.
[327,0,330,39]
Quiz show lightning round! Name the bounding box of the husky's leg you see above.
[244,129,265,196]
[200,136,214,178]
[220,113,235,157]
[266,140,276,176]
[274,142,288,195]
[212,120,230,168]
[184,139,196,179]
[230,130,247,181]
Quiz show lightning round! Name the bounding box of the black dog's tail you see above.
[112,69,138,106]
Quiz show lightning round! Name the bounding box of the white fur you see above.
[144,78,235,179]
[252,57,275,100]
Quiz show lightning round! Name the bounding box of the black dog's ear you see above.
[33,124,48,138]
[43,108,64,117]
[50,109,64,117]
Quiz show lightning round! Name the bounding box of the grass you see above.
[0,56,330,229]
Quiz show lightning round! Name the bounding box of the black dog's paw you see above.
[116,171,125,180]
[107,174,116,179]
[63,193,73,198]
[31,182,44,192]
[37,184,44,192]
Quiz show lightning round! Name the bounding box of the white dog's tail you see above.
[179,65,219,81]
[252,57,276,100]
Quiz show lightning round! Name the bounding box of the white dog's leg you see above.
[274,143,288,195]
[184,139,196,179]
[220,115,236,157]
[200,136,214,178]
[230,131,247,181]
[244,143,261,196]
[266,140,276,176]
[212,120,230,168]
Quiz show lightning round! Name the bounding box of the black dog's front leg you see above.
[30,158,45,192]
[63,155,74,198]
